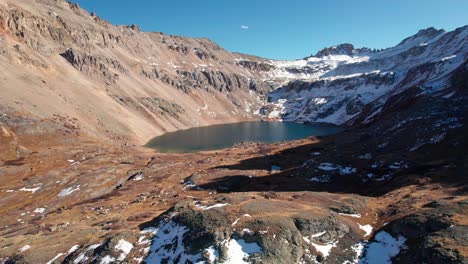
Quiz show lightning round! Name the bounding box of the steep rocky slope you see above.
[0,0,276,146]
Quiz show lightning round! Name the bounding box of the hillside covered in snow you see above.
[255,26,467,125]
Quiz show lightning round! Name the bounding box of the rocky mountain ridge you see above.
[259,26,467,126]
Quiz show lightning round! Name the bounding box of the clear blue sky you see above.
[70,0,467,60]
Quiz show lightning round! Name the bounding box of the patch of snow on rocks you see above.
[144,220,201,263]
[318,163,357,175]
[19,186,41,194]
[318,163,340,171]
[19,245,30,252]
[307,175,332,183]
[232,214,251,227]
[243,228,254,235]
[67,245,80,254]
[311,231,327,238]
[359,231,406,264]
[222,238,262,264]
[115,239,133,261]
[73,244,100,264]
[339,213,362,218]
[133,172,144,181]
[310,240,338,258]
[58,185,80,197]
[47,253,64,264]
[358,224,373,237]
[348,242,365,264]
[205,246,219,263]
[100,255,115,264]
[144,219,260,264]
[34,207,46,214]
[194,201,229,211]
[268,99,286,119]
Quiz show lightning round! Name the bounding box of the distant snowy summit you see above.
[396,27,445,47]
[258,25,467,125]
[311,43,374,58]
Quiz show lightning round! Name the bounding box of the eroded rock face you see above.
[111,96,184,119]
[236,59,276,72]
[0,0,277,144]
[60,48,128,84]
[164,69,274,94]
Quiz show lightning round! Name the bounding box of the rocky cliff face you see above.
[0,0,276,145]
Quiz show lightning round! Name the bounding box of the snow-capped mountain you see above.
[260,26,467,125]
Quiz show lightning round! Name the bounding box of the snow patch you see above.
[307,175,332,183]
[19,186,41,194]
[311,241,338,258]
[133,172,144,181]
[67,245,80,254]
[47,253,64,264]
[303,235,338,258]
[19,245,30,252]
[34,207,46,214]
[358,224,373,237]
[318,163,357,175]
[242,228,254,235]
[268,99,286,119]
[232,214,252,227]
[115,239,133,261]
[349,242,365,264]
[359,231,406,263]
[194,201,229,211]
[311,231,326,238]
[205,246,219,263]
[221,238,262,264]
[58,185,80,197]
[339,213,362,218]
[100,255,116,264]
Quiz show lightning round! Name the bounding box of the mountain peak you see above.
[397,27,445,46]
[314,43,355,57]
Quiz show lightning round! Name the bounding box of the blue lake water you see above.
[145,121,343,153]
